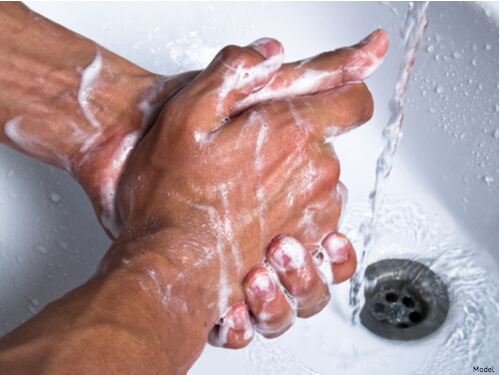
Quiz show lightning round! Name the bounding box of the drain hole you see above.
[402,296,414,308]
[373,302,385,313]
[385,292,398,303]
[409,311,423,323]
[359,259,450,341]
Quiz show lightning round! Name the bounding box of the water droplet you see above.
[426,44,435,53]
[435,85,445,94]
[452,50,463,59]
[49,192,61,203]
[57,239,69,250]
[485,43,492,51]
[484,175,494,185]
[8,189,18,199]
[472,57,478,67]
[35,245,48,254]
[493,129,499,139]
[24,295,40,307]
[15,254,23,264]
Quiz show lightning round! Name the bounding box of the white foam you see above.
[219,183,242,272]
[252,115,269,238]
[269,236,307,273]
[4,116,72,170]
[234,46,384,118]
[78,50,103,128]
[4,117,27,150]
[322,234,349,263]
[213,305,254,346]
[99,131,139,238]
[192,202,231,315]
[217,52,284,117]
[137,76,172,132]
[66,120,102,155]
[254,119,268,171]
[344,48,384,81]
[234,68,335,115]
[313,248,334,285]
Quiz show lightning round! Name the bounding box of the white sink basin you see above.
[1,2,498,374]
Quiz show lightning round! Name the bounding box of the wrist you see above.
[69,57,169,237]
[0,226,215,375]
[94,226,222,368]
[71,58,198,238]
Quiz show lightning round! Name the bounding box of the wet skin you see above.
[0,3,389,373]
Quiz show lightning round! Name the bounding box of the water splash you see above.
[349,1,430,324]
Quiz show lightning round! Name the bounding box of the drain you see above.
[360,258,449,341]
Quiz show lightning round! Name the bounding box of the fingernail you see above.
[269,237,306,272]
[249,272,277,300]
[322,233,350,263]
[232,305,252,332]
[358,29,380,46]
[249,38,283,58]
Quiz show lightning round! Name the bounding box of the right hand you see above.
[207,29,389,348]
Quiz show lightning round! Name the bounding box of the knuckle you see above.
[287,274,318,297]
[217,45,259,70]
[317,155,340,184]
[348,82,374,124]
[362,85,374,122]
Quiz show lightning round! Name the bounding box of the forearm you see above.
[0,228,217,375]
[0,2,186,236]
[0,3,155,165]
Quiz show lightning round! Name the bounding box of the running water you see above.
[349,1,430,324]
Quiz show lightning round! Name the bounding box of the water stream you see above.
[349,1,430,324]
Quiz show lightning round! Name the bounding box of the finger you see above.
[283,81,374,139]
[171,38,284,132]
[319,232,357,284]
[266,235,330,318]
[243,266,295,338]
[208,302,254,349]
[233,29,388,115]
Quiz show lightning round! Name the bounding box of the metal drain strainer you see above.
[360,258,449,341]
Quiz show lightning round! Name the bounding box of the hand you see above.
[208,231,357,348]
[207,30,388,348]
[105,32,380,360]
